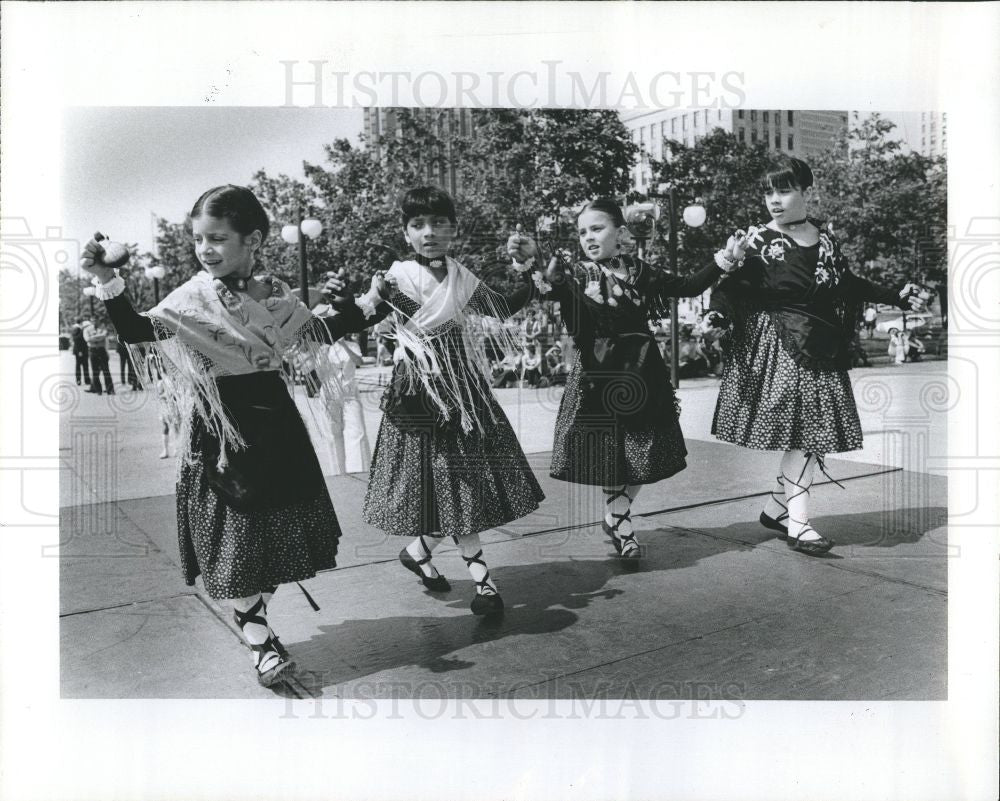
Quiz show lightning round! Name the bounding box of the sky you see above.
[62,107,364,255]
[60,105,933,262]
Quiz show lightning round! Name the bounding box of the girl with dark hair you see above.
[507,198,738,562]
[79,184,379,687]
[349,185,544,618]
[705,156,926,555]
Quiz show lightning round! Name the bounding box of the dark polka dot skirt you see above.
[712,310,863,454]
[549,354,688,487]
[176,458,341,600]
[362,390,545,540]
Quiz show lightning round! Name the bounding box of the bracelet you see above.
[714,250,743,273]
[511,255,535,273]
[357,291,379,320]
[531,270,552,294]
[93,275,126,300]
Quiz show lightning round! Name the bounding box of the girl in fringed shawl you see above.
[506,198,738,565]
[703,156,927,556]
[79,185,377,688]
[348,186,545,618]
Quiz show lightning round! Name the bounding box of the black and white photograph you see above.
[1,3,997,800]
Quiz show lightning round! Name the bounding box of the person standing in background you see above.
[863,304,878,338]
[71,318,91,386]
[82,319,115,395]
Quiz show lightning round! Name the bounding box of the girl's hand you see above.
[371,271,397,300]
[725,229,751,263]
[79,238,117,284]
[506,224,538,264]
[322,270,348,299]
[697,310,730,342]
[899,282,929,312]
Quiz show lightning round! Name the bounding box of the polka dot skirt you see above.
[549,353,688,487]
[363,388,545,540]
[712,310,863,454]
[176,457,341,600]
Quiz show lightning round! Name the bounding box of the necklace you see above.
[414,253,447,270]
[219,273,251,292]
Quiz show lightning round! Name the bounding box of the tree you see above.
[811,113,947,291]
[648,128,774,273]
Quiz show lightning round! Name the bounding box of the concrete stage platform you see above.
[60,439,946,701]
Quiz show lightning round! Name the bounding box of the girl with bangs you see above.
[705,156,927,556]
[350,186,545,618]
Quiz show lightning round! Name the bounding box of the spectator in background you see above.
[492,349,521,389]
[521,342,542,387]
[850,325,871,368]
[888,328,907,364]
[544,342,567,384]
[321,333,372,475]
[906,330,926,362]
[108,329,140,390]
[82,319,115,395]
[71,318,91,386]
[863,304,878,338]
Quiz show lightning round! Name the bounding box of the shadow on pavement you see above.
[290,501,945,696]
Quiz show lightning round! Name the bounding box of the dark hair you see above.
[760,155,814,193]
[190,185,270,240]
[578,197,626,228]
[400,185,457,225]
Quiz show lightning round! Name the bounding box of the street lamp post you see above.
[630,184,706,388]
[281,210,324,305]
[144,265,166,305]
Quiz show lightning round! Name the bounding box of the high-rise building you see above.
[362,108,476,196]
[620,109,849,192]
[918,111,947,159]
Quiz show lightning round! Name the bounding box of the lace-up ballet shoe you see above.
[759,511,789,540]
[232,603,294,687]
[786,527,835,556]
[399,548,451,592]
[470,588,504,617]
[602,520,642,561]
[460,549,504,616]
[252,636,295,687]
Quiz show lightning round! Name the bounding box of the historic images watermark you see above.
[281,61,747,110]
[279,674,748,720]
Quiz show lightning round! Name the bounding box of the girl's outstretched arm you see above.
[652,262,727,299]
[839,267,918,309]
[468,267,541,320]
[104,291,157,343]
[318,272,396,338]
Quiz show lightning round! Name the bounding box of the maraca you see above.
[93,232,131,270]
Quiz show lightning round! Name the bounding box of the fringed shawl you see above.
[382,257,521,434]
[130,271,342,468]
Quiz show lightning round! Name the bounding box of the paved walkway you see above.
[58,353,948,699]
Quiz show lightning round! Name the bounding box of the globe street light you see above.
[281,211,324,305]
[144,264,166,304]
[652,183,706,388]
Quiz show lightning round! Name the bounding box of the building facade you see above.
[363,108,476,196]
[918,111,947,159]
[620,109,849,192]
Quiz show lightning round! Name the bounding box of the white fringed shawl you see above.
[384,257,521,434]
[131,271,341,468]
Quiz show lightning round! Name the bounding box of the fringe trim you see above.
[129,315,345,473]
[386,289,521,435]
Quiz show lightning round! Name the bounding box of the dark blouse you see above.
[543,256,725,340]
[709,223,904,370]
